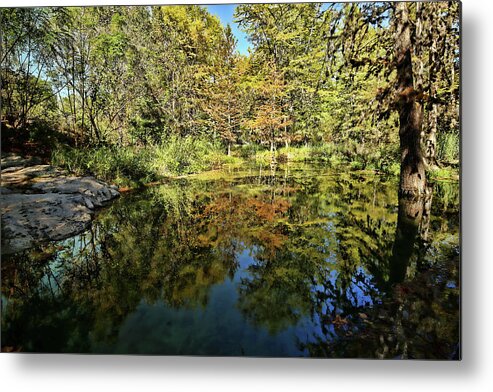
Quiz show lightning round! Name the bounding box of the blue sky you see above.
[206,4,251,55]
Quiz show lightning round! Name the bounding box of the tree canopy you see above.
[1,3,460,183]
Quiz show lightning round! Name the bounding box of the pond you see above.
[1,163,460,358]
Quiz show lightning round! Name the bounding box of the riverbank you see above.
[1,154,120,254]
[50,138,242,188]
[50,141,459,189]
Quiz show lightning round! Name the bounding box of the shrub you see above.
[280,145,311,162]
[237,143,260,159]
[253,148,275,164]
[152,136,225,176]
[308,144,335,162]
[51,136,238,187]
[52,146,157,187]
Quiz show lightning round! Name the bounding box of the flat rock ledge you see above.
[1,154,119,255]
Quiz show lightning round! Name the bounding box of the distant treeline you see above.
[1,3,459,172]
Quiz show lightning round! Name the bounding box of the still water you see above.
[1,164,460,358]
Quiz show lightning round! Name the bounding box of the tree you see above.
[394,2,426,195]
[245,63,292,162]
[0,8,67,129]
[235,3,326,145]
[202,25,244,155]
[1,3,458,173]
[311,2,459,194]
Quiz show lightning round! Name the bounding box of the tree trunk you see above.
[227,104,232,157]
[89,114,101,145]
[270,139,276,164]
[425,4,439,167]
[419,188,433,242]
[394,2,426,197]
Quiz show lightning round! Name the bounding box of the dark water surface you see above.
[1,164,460,358]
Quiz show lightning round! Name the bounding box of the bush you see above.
[52,145,157,187]
[307,144,338,162]
[237,144,260,159]
[428,166,459,181]
[281,145,311,162]
[51,136,240,187]
[252,148,275,164]
[152,136,227,176]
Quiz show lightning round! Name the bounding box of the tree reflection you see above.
[1,166,459,357]
[388,190,432,287]
[301,184,459,359]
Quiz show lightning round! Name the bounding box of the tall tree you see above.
[245,63,292,162]
[315,1,459,193]
[202,25,243,155]
[394,2,426,195]
[1,8,67,129]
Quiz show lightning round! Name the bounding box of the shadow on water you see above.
[1,163,459,358]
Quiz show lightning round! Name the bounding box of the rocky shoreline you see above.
[1,154,120,255]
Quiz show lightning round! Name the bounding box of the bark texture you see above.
[394,2,426,197]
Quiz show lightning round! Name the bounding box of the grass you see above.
[51,137,242,187]
[237,144,336,166]
[428,166,460,181]
[234,142,400,174]
[52,146,156,187]
[437,132,460,164]
[51,138,458,188]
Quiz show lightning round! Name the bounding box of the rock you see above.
[1,155,119,254]
[0,187,13,194]
[84,197,95,210]
[1,164,62,187]
[31,176,119,206]
[2,166,25,173]
[1,193,94,254]
[1,153,42,169]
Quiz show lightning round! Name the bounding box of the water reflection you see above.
[1,164,460,357]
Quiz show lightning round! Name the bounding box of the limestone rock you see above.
[1,154,120,254]
[1,153,42,169]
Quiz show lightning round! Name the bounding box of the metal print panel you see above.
[0,1,461,358]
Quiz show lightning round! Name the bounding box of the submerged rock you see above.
[1,155,119,254]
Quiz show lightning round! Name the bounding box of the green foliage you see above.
[428,166,460,182]
[152,136,226,176]
[437,132,460,163]
[51,137,242,186]
[52,146,157,187]
[306,144,334,162]
[2,4,459,185]
[236,144,260,159]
